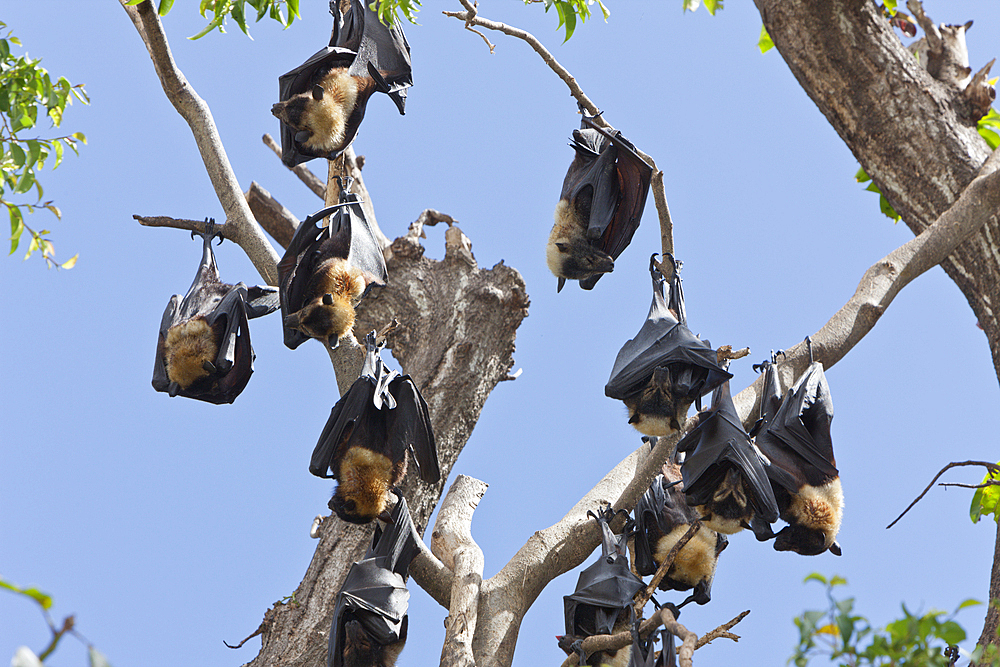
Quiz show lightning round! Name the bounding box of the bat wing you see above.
[679,382,779,522]
[386,375,440,484]
[757,362,838,489]
[634,475,668,576]
[152,294,182,393]
[197,286,254,404]
[340,0,412,113]
[581,119,653,262]
[328,562,409,667]
[243,285,280,319]
[336,189,389,292]
[606,261,730,400]
[278,211,328,350]
[309,375,379,478]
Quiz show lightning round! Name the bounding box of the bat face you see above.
[152,229,279,404]
[278,196,387,351]
[274,0,411,166]
[607,258,731,434]
[548,116,652,291]
[310,333,439,524]
[752,360,843,556]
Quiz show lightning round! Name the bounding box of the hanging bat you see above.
[654,624,678,667]
[605,256,731,437]
[272,0,412,166]
[547,113,653,292]
[309,331,439,524]
[750,348,843,556]
[677,379,779,535]
[558,506,644,667]
[327,491,420,667]
[278,181,388,350]
[152,221,279,404]
[633,474,728,609]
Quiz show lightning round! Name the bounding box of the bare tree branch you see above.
[432,475,488,667]
[263,133,326,199]
[245,181,298,250]
[694,610,750,649]
[887,460,1000,529]
[120,0,279,285]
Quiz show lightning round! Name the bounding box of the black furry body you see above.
[152,224,278,404]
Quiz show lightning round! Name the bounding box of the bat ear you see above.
[202,361,217,374]
[322,293,335,306]
[829,541,843,556]
[965,19,974,31]
[555,242,569,253]
[328,335,341,350]
[312,84,324,100]
[557,277,566,293]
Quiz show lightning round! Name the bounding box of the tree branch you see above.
[887,460,1000,529]
[263,133,326,199]
[120,0,280,285]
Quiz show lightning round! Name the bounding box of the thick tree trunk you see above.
[245,227,529,667]
[756,0,1000,651]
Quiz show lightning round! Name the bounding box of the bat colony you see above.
[147,1,849,664]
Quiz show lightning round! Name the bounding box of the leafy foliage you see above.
[683,0,723,15]
[758,24,774,54]
[791,573,978,667]
[979,108,1000,151]
[527,0,611,42]
[0,21,84,268]
[124,0,302,39]
[970,463,1000,524]
[855,167,901,223]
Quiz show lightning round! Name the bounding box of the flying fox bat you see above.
[677,379,779,535]
[327,491,419,667]
[750,349,843,556]
[558,506,644,667]
[547,113,653,292]
[605,256,732,436]
[653,624,678,667]
[309,332,439,524]
[278,182,387,350]
[633,474,728,608]
[272,0,411,166]
[152,221,279,404]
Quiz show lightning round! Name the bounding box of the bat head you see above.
[342,618,405,667]
[271,67,359,156]
[691,467,756,535]
[163,317,219,390]
[547,199,615,290]
[283,293,356,348]
[329,445,399,524]
[773,524,841,556]
[623,367,689,437]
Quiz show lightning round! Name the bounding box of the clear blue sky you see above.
[3,2,1000,666]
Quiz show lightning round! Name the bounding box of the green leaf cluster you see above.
[1,21,85,268]
[125,0,303,39]
[855,167,901,223]
[683,0,723,15]
[791,573,978,667]
[978,108,1000,150]
[970,463,1000,524]
[529,0,611,42]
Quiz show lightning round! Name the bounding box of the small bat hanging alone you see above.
[547,113,653,292]
[309,331,439,524]
[278,181,388,350]
[152,222,279,404]
[559,506,644,667]
[634,473,728,609]
[327,491,420,667]
[677,379,780,535]
[272,0,412,166]
[750,345,843,556]
[605,255,731,437]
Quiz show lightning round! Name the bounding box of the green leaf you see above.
[683,0,702,12]
[9,205,24,255]
[979,127,1000,151]
[158,0,176,15]
[804,572,828,585]
[937,620,966,645]
[703,0,722,15]
[829,575,848,587]
[60,253,78,269]
[970,466,1000,523]
[9,143,26,168]
[0,578,53,609]
[956,598,982,612]
[758,24,774,53]
[232,0,252,37]
[14,170,34,196]
[855,166,871,183]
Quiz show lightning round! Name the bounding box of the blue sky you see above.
[3,1,1000,666]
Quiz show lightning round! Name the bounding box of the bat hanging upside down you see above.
[547,112,653,292]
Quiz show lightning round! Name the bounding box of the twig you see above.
[940,481,1000,489]
[887,460,1000,528]
[694,610,750,649]
[633,522,700,615]
[263,133,325,199]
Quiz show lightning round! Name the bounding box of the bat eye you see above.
[312,84,324,101]
[555,242,570,253]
